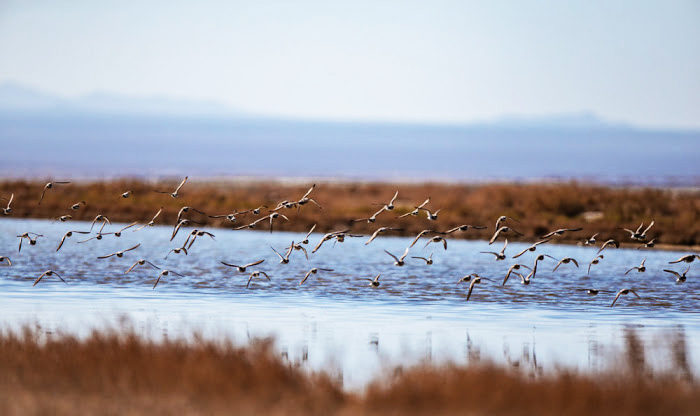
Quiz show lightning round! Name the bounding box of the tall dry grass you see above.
[0,327,697,415]
[1,179,699,246]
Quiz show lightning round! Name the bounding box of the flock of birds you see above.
[1,177,698,307]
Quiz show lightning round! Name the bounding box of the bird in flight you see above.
[153,176,188,198]
[152,269,184,289]
[299,267,334,286]
[512,239,550,259]
[481,239,508,261]
[624,258,647,274]
[33,270,67,286]
[38,181,71,205]
[2,193,14,215]
[385,248,410,266]
[221,259,265,273]
[551,257,579,272]
[663,266,690,283]
[610,288,641,307]
[97,243,141,259]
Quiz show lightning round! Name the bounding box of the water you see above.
[1,218,699,388]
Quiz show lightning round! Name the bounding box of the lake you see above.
[1,218,698,388]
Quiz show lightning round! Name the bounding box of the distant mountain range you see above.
[0,82,240,118]
[1,82,630,129]
[0,82,698,185]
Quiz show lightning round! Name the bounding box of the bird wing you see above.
[663,269,681,279]
[175,176,188,193]
[33,271,49,286]
[365,229,382,245]
[123,243,141,253]
[56,233,70,251]
[125,261,141,274]
[244,259,265,268]
[384,250,399,262]
[489,228,503,245]
[466,279,477,301]
[610,291,623,307]
[389,190,399,204]
[399,247,410,261]
[299,270,313,286]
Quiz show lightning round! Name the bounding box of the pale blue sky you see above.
[1,0,699,128]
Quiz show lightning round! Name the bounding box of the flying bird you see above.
[597,239,620,254]
[134,208,163,231]
[299,267,334,286]
[620,221,654,241]
[372,190,399,211]
[17,232,43,252]
[247,271,271,288]
[152,269,184,289]
[583,232,599,246]
[624,258,647,274]
[301,224,317,245]
[385,248,410,266]
[512,239,550,259]
[97,244,141,259]
[88,215,111,232]
[125,259,161,274]
[540,228,583,239]
[610,288,641,307]
[424,236,447,250]
[176,206,207,223]
[113,222,139,237]
[588,255,604,274]
[465,275,492,301]
[551,257,580,272]
[409,229,444,248]
[0,256,11,266]
[489,226,523,245]
[495,215,519,231]
[411,252,434,265]
[56,230,90,251]
[70,200,86,210]
[481,239,508,261]
[668,254,699,264]
[33,270,67,286]
[164,246,188,259]
[2,193,14,215]
[271,244,294,264]
[221,259,265,273]
[636,239,656,250]
[445,224,487,234]
[38,181,71,205]
[365,274,381,288]
[153,176,188,198]
[663,266,690,283]
[365,227,403,245]
[397,197,430,218]
[502,263,532,286]
[354,206,387,223]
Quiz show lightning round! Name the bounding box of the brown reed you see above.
[0,179,698,246]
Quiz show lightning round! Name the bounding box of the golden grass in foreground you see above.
[0,328,697,415]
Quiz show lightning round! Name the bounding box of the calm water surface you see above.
[1,219,698,388]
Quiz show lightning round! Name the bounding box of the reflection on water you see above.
[1,219,699,388]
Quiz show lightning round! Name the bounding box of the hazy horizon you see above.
[1,1,698,129]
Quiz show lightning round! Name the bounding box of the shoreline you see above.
[1,178,699,247]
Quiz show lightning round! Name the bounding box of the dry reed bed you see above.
[0,327,697,415]
[1,179,699,246]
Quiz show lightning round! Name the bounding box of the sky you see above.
[0,0,699,128]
